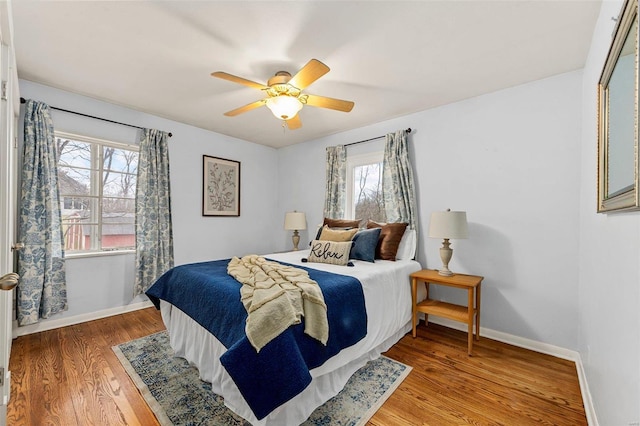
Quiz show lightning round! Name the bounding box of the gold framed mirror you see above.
[598,0,639,213]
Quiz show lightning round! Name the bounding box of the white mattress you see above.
[159,249,424,425]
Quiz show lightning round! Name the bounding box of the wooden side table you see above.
[410,269,483,355]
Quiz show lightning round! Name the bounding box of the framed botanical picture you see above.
[202,155,240,216]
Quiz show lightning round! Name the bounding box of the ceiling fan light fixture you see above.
[265,95,303,120]
[212,59,354,129]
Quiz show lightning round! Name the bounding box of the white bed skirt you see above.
[160,301,411,425]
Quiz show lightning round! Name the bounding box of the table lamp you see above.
[284,211,307,250]
[428,209,468,276]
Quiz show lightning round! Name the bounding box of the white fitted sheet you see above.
[159,250,424,425]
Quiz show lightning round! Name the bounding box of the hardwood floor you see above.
[378,325,587,426]
[8,308,165,425]
[7,308,586,425]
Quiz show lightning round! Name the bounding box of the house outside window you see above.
[346,151,386,223]
[56,132,138,255]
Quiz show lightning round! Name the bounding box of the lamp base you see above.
[292,230,300,251]
[438,268,454,277]
[438,239,454,276]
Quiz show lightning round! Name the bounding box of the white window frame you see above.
[55,131,139,258]
[345,151,384,220]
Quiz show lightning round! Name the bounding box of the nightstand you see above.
[410,269,483,355]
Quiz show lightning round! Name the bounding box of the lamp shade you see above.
[266,95,303,120]
[428,210,468,239]
[284,211,307,230]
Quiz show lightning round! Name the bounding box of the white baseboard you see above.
[574,351,599,426]
[12,300,154,337]
[426,317,598,425]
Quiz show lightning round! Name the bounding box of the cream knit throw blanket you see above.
[227,255,328,352]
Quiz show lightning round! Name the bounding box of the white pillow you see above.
[395,228,416,260]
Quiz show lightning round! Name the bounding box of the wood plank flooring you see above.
[7,307,586,425]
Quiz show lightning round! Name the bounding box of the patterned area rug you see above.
[113,331,411,426]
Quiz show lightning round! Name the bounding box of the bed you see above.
[147,248,423,425]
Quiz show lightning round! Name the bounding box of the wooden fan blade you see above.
[211,71,269,90]
[288,59,330,90]
[286,114,302,130]
[224,99,266,117]
[305,94,354,112]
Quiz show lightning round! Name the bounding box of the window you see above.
[346,152,386,223]
[56,132,138,254]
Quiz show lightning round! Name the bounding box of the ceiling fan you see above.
[211,59,355,130]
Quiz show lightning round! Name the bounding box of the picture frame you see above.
[202,155,240,216]
[597,0,639,212]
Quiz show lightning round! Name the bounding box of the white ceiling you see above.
[11,1,602,148]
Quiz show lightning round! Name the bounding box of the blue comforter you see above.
[145,258,367,420]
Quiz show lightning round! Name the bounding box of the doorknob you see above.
[0,273,18,291]
[11,243,24,251]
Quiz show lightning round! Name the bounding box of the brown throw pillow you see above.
[323,217,361,229]
[366,220,408,261]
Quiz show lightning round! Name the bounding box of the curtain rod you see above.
[20,97,173,137]
[344,128,411,147]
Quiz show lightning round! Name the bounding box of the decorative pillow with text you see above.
[307,240,353,266]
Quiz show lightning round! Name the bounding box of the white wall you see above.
[278,70,583,350]
[579,1,640,424]
[17,80,279,326]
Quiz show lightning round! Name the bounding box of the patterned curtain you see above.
[382,129,417,229]
[18,100,67,326]
[323,145,346,219]
[134,129,174,296]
